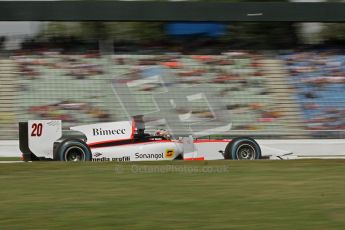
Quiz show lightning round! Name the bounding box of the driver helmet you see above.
[155,129,171,140]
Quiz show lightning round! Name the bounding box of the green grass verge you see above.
[0,160,345,230]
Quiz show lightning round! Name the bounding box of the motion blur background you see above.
[0,2,345,140]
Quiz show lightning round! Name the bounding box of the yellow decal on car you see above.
[165,149,175,158]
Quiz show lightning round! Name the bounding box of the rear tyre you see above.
[224,137,261,160]
[54,139,92,162]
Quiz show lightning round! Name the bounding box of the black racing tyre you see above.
[224,137,261,160]
[54,139,92,162]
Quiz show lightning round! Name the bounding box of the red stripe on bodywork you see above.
[184,157,205,161]
[131,120,135,139]
[89,139,173,149]
[194,139,231,143]
[88,138,133,147]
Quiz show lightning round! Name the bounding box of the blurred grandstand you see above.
[0,22,345,140]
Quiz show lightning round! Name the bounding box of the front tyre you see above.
[224,137,261,160]
[54,139,92,162]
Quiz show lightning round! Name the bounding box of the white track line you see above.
[0,161,25,163]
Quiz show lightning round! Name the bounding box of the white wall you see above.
[0,141,20,157]
[0,22,42,37]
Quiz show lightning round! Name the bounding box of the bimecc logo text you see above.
[93,128,126,136]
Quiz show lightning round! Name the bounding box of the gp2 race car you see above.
[19,118,287,162]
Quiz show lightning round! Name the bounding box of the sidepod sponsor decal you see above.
[135,153,164,160]
[165,149,175,158]
[92,156,130,162]
[94,152,102,157]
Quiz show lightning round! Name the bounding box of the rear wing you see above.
[19,122,36,161]
[19,120,62,161]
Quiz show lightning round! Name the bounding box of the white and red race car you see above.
[19,119,290,162]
